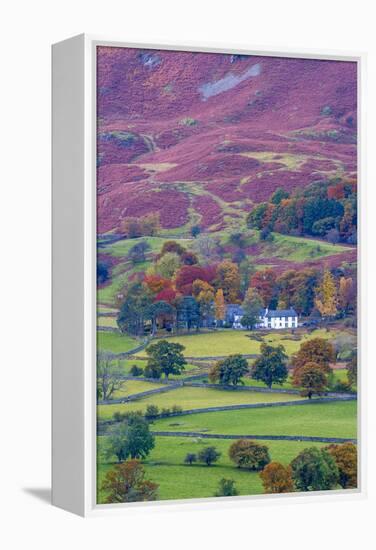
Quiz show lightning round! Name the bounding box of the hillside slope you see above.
[97,47,357,234]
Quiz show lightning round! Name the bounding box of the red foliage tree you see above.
[175,265,215,295]
[250,269,277,307]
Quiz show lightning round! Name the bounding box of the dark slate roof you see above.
[226,304,244,315]
[265,309,298,318]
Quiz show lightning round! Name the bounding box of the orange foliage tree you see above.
[325,442,357,489]
[216,260,241,303]
[292,361,328,399]
[291,338,335,373]
[101,460,159,503]
[260,462,295,494]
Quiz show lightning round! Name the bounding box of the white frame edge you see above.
[52,34,367,517]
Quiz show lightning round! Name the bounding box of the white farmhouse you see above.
[259,308,298,330]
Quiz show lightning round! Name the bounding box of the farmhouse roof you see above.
[265,309,298,318]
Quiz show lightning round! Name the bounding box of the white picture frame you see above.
[52,34,366,517]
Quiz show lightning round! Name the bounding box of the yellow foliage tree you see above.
[214,289,225,322]
[216,260,241,303]
[338,276,354,313]
[314,269,338,317]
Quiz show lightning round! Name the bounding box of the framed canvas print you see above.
[52,35,364,516]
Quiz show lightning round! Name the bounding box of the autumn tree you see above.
[216,260,241,303]
[209,354,249,386]
[229,440,271,470]
[290,447,339,491]
[143,274,171,295]
[152,252,181,279]
[175,265,213,295]
[291,338,335,373]
[102,460,159,503]
[251,343,288,388]
[159,240,186,258]
[338,276,354,314]
[260,462,295,494]
[146,340,186,379]
[198,446,221,466]
[315,268,338,318]
[325,442,357,489]
[292,361,328,399]
[250,269,277,307]
[214,289,226,323]
[192,279,215,325]
[97,352,125,401]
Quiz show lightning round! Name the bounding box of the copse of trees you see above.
[209,354,249,386]
[120,212,160,238]
[290,447,339,491]
[246,178,357,244]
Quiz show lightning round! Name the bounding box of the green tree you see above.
[215,478,238,497]
[290,447,339,491]
[271,187,289,205]
[177,295,201,331]
[191,225,201,238]
[153,252,181,278]
[242,287,263,329]
[102,460,159,503]
[251,343,288,388]
[184,453,197,465]
[106,414,155,462]
[128,241,151,264]
[209,354,249,386]
[198,446,221,466]
[229,440,270,470]
[146,340,186,379]
[117,281,153,336]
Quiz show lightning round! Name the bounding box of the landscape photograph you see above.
[96,46,358,504]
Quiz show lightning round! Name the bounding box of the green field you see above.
[147,328,348,358]
[97,331,141,353]
[110,379,166,400]
[97,436,325,502]
[97,385,303,420]
[153,400,357,439]
[97,316,118,328]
